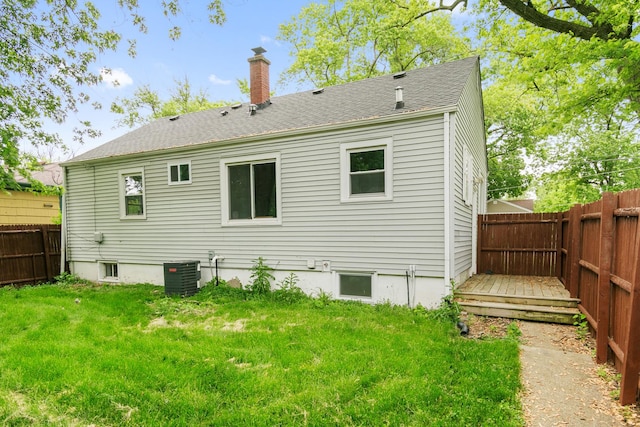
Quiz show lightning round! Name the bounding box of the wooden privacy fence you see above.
[478,213,561,276]
[479,188,640,404]
[0,224,61,287]
[560,190,640,405]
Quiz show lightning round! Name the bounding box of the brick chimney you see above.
[248,47,270,106]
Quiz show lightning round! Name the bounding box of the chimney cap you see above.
[252,46,267,56]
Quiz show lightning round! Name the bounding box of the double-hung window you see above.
[119,169,146,219]
[168,161,191,185]
[340,138,393,202]
[220,154,281,225]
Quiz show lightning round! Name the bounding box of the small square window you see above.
[341,138,392,203]
[339,273,372,298]
[168,161,191,185]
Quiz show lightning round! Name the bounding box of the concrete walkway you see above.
[519,321,626,426]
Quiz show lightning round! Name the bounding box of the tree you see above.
[277,0,470,88]
[111,78,230,128]
[0,0,225,185]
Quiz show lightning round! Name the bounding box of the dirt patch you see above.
[460,315,640,425]
[221,319,246,332]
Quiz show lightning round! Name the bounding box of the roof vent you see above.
[312,88,324,95]
[221,110,229,116]
[395,86,404,109]
[231,103,242,109]
[249,104,257,116]
[393,71,407,79]
[169,115,180,121]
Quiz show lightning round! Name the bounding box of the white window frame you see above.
[462,145,473,206]
[98,261,119,283]
[119,168,147,220]
[340,138,393,203]
[336,271,376,300]
[220,153,282,226]
[167,160,192,185]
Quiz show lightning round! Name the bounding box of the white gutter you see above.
[443,112,451,292]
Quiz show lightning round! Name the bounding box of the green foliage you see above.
[277,0,470,88]
[506,321,522,342]
[0,283,523,425]
[1,1,225,182]
[573,312,589,341]
[54,272,91,286]
[272,273,307,304]
[314,288,333,308]
[111,78,230,128]
[246,257,274,295]
[428,285,461,324]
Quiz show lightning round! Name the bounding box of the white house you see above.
[61,48,487,307]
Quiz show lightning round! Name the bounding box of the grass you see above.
[0,281,523,426]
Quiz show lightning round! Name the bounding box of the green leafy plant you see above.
[314,289,333,308]
[54,272,89,286]
[429,282,461,324]
[506,321,522,341]
[273,273,307,304]
[246,257,274,295]
[573,312,589,341]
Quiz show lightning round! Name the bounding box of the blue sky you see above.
[39,0,313,159]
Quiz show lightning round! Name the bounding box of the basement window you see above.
[339,273,373,298]
[98,262,119,282]
[168,161,191,185]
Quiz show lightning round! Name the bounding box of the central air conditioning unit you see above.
[163,260,201,297]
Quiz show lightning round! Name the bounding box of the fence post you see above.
[555,212,563,279]
[477,214,484,274]
[41,225,53,282]
[567,204,582,298]
[596,193,615,364]
[620,207,640,404]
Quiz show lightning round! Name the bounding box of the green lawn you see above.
[0,282,523,426]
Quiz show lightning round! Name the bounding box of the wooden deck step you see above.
[459,300,580,325]
[457,291,580,308]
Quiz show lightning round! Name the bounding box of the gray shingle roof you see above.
[68,56,479,163]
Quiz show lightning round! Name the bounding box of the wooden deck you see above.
[457,275,580,324]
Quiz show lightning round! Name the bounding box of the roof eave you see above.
[62,104,459,166]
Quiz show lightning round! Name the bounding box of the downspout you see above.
[60,166,68,275]
[443,112,452,292]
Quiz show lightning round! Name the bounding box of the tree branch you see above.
[497,0,614,41]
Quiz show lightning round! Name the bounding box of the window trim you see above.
[220,153,282,226]
[98,261,119,283]
[167,160,192,185]
[119,168,147,220]
[340,138,393,203]
[337,271,376,300]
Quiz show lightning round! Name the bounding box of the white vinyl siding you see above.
[452,62,487,278]
[65,116,447,277]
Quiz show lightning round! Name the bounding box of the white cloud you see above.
[208,74,232,85]
[100,68,133,89]
[260,35,281,47]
